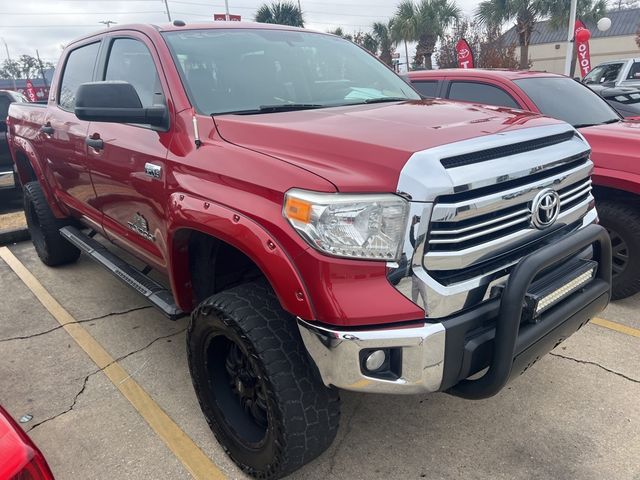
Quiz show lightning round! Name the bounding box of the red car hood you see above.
[214,99,560,192]
[580,120,640,179]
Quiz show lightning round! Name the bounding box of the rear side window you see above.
[413,80,439,98]
[104,38,164,108]
[627,62,640,80]
[447,81,519,108]
[58,42,100,111]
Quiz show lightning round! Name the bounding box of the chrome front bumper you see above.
[297,318,446,394]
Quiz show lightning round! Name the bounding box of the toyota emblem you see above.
[531,188,561,229]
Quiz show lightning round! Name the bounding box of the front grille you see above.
[424,156,593,273]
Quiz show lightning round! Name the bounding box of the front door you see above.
[87,34,173,270]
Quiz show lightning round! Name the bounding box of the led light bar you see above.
[524,259,598,322]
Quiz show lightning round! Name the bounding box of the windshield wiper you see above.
[362,97,409,104]
[219,103,325,115]
[574,118,621,128]
[602,118,621,124]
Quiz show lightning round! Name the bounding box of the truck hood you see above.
[580,119,640,176]
[214,99,560,192]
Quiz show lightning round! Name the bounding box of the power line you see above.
[3,11,166,15]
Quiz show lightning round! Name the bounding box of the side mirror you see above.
[74,81,167,128]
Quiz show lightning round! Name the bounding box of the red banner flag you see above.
[455,38,474,69]
[25,79,37,102]
[575,19,592,77]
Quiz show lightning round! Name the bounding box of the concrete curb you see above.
[0,227,30,245]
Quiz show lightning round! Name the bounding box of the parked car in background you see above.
[582,58,640,93]
[0,405,55,479]
[595,86,640,118]
[409,69,640,300]
[0,90,27,189]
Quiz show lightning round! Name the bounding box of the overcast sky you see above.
[0,0,482,65]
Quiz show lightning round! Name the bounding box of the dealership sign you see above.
[455,38,474,69]
[575,19,592,77]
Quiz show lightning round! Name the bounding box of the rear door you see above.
[87,32,173,270]
[43,40,102,227]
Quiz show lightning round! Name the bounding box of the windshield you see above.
[162,28,419,115]
[514,77,620,127]
[583,63,623,85]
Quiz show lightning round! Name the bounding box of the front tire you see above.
[23,181,80,266]
[187,281,340,479]
[597,200,640,300]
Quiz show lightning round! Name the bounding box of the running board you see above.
[59,226,186,320]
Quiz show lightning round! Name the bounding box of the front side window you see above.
[515,77,620,127]
[583,63,623,84]
[104,38,164,108]
[162,29,419,115]
[58,42,100,111]
[412,80,439,98]
[447,81,519,109]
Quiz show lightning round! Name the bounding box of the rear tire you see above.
[187,281,340,479]
[597,200,640,300]
[23,181,80,266]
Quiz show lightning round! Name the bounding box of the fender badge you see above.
[128,212,155,242]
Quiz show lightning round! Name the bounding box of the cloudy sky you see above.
[0,0,482,64]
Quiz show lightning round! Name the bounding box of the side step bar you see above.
[59,226,186,320]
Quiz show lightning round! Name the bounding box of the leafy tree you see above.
[544,0,607,29]
[255,1,304,27]
[353,31,379,54]
[614,0,640,9]
[327,27,353,41]
[391,0,460,70]
[436,19,519,69]
[372,21,395,66]
[0,54,54,80]
[476,0,549,69]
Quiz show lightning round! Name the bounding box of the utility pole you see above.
[35,49,48,89]
[563,0,578,76]
[1,38,17,91]
[99,20,117,28]
[163,0,172,22]
[224,0,230,20]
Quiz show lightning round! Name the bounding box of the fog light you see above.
[365,349,386,371]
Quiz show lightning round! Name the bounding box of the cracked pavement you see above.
[1,241,639,480]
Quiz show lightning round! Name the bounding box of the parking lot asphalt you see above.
[0,240,639,480]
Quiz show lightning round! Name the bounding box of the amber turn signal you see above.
[284,197,312,223]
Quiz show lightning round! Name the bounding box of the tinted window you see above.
[583,63,623,84]
[59,42,100,110]
[105,38,164,108]
[626,61,640,80]
[162,29,419,115]
[447,81,519,108]
[515,77,619,127]
[413,80,439,97]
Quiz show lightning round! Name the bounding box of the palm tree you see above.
[255,1,304,27]
[391,0,460,70]
[476,0,549,70]
[372,21,394,66]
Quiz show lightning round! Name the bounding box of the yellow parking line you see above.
[591,317,640,338]
[0,247,226,480]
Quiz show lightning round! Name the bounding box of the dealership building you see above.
[501,8,640,74]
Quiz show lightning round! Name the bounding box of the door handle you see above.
[40,124,54,135]
[85,136,104,151]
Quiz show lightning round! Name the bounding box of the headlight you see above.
[283,189,409,261]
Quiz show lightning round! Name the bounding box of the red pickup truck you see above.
[409,69,640,300]
[8,23,611,478]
